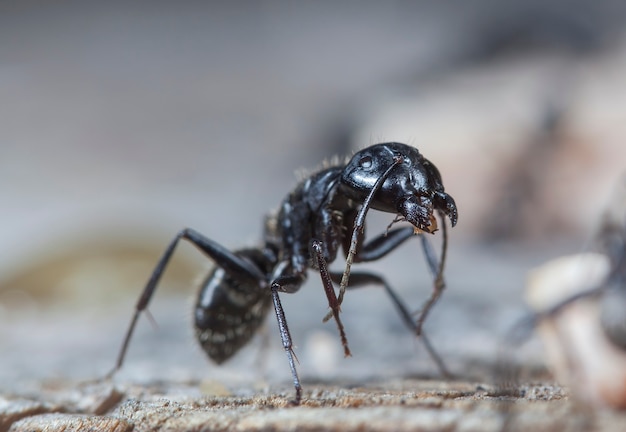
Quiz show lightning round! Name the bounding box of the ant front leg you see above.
[334,221,449,336]
[329,270,452,378]
[414,211,450,336]
[362,220,447,336]
[108,227,267,377]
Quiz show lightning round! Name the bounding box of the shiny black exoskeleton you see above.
[110,142,458,404]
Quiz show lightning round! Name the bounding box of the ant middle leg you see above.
[269,273,307,404]
[311,240,351,357]
[265,239,356,404]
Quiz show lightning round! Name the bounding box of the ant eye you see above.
[359,155,373,169]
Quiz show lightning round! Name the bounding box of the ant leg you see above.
[352,226,414,263]
[321,225,425,323]
[108,227,267,377]
[414,211,449,336]
[326,218,449,335]
[330,271,452,378]
[323,225,418,320]
[354,223,445,337]
[344,222,440,275]
[311,240,351,357]
[270,274,306,405]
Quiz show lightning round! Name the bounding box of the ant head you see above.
[340,142,457,233]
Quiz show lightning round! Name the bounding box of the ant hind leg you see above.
[109,227,267,377]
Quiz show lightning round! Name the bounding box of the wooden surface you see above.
[4,378,626,432]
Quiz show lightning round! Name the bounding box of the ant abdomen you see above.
[194,249,273,364]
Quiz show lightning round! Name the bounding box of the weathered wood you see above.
[3,379,626,431]
[9,413,132,432]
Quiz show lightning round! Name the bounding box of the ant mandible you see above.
[108,142,458,404]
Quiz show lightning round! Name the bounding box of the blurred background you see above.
[2,0,626,394]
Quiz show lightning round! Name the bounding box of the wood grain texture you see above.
[3,379,626,431]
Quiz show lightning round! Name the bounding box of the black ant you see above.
[108,142,458,404]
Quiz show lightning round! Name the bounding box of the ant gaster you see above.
[109,142,458,404]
